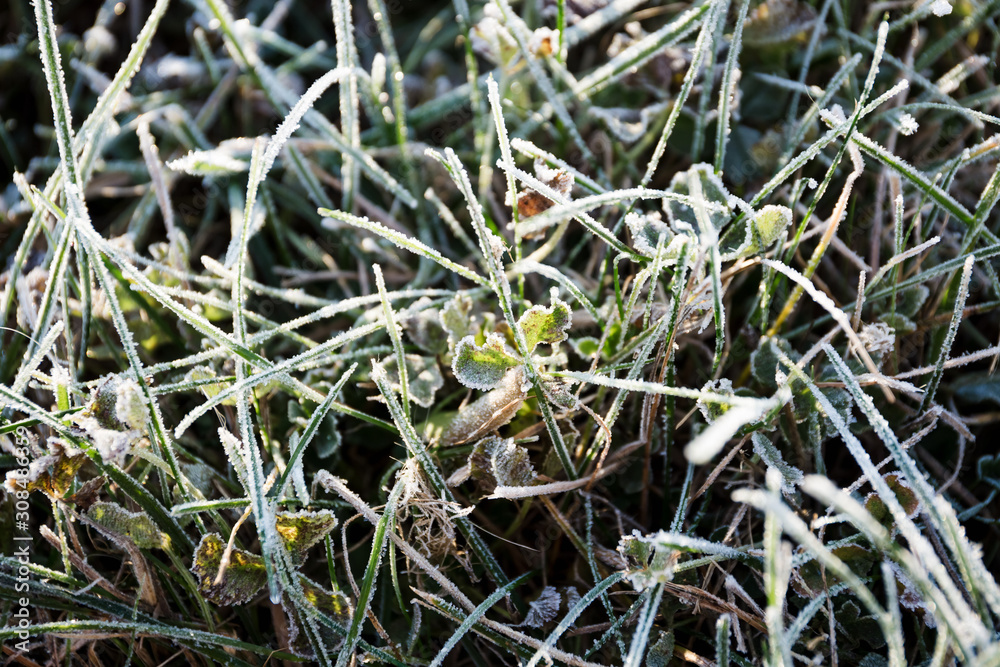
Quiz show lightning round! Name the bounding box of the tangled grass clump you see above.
[1,0,1000,664]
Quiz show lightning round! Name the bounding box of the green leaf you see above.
[865,473,920,527]
[517,297,572,353]
[954,372,1000,407]
[381,354,444,408]
[624,211,692,259]
[794,544,876,597]
[647,631,675,667]
[751,337,799,391]
[452,333,522,391]
[402,302,449,355]
[191,533,268,606]
[87,502,169,550]
[441,294,474,353]
[745,205,792,255]
[276,509,340,563]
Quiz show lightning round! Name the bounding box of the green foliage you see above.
[1,0,999,664]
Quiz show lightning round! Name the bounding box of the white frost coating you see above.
[559,370,766,407]
[114,378,150,431]
[930,0,952,15]
[440,367,528,446]
[167,149,248,175]
[859,322,895,357]
[320,209,489,287]
[898,112,919,136]
[696,378,735,424]
[219,427,250,491]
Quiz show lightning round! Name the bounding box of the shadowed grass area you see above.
[1,0,999,664]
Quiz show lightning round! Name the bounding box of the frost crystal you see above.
[528,27,558,58]
[859,321,895,357]
[624,210,692,260]
[898,112,919,136]
[523,586,561,627]
[930,0,952,16]
[618,531,679,590]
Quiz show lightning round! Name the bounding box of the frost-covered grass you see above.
[1,0,1000,664]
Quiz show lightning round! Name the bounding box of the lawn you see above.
[1,0,999,664]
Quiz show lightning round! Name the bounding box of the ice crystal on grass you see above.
[618,532,680,590]
[859,322,895,357]
[697,378,735,423]
[625,210,693,260]
[898,112,919,136]
[8,0,1000,664]
[167,149,249,175]
[664,163,734,232]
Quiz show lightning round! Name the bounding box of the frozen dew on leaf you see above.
[898,112,919,136]
[468,435,537,491]
[516,295,572,353]
[522,586,561,627]
[452,332,522,391]
[624,210,692,260]
[440,367,529,446]
[191,533,268,606]
[87,501,169,550]
[379,354,445,408]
